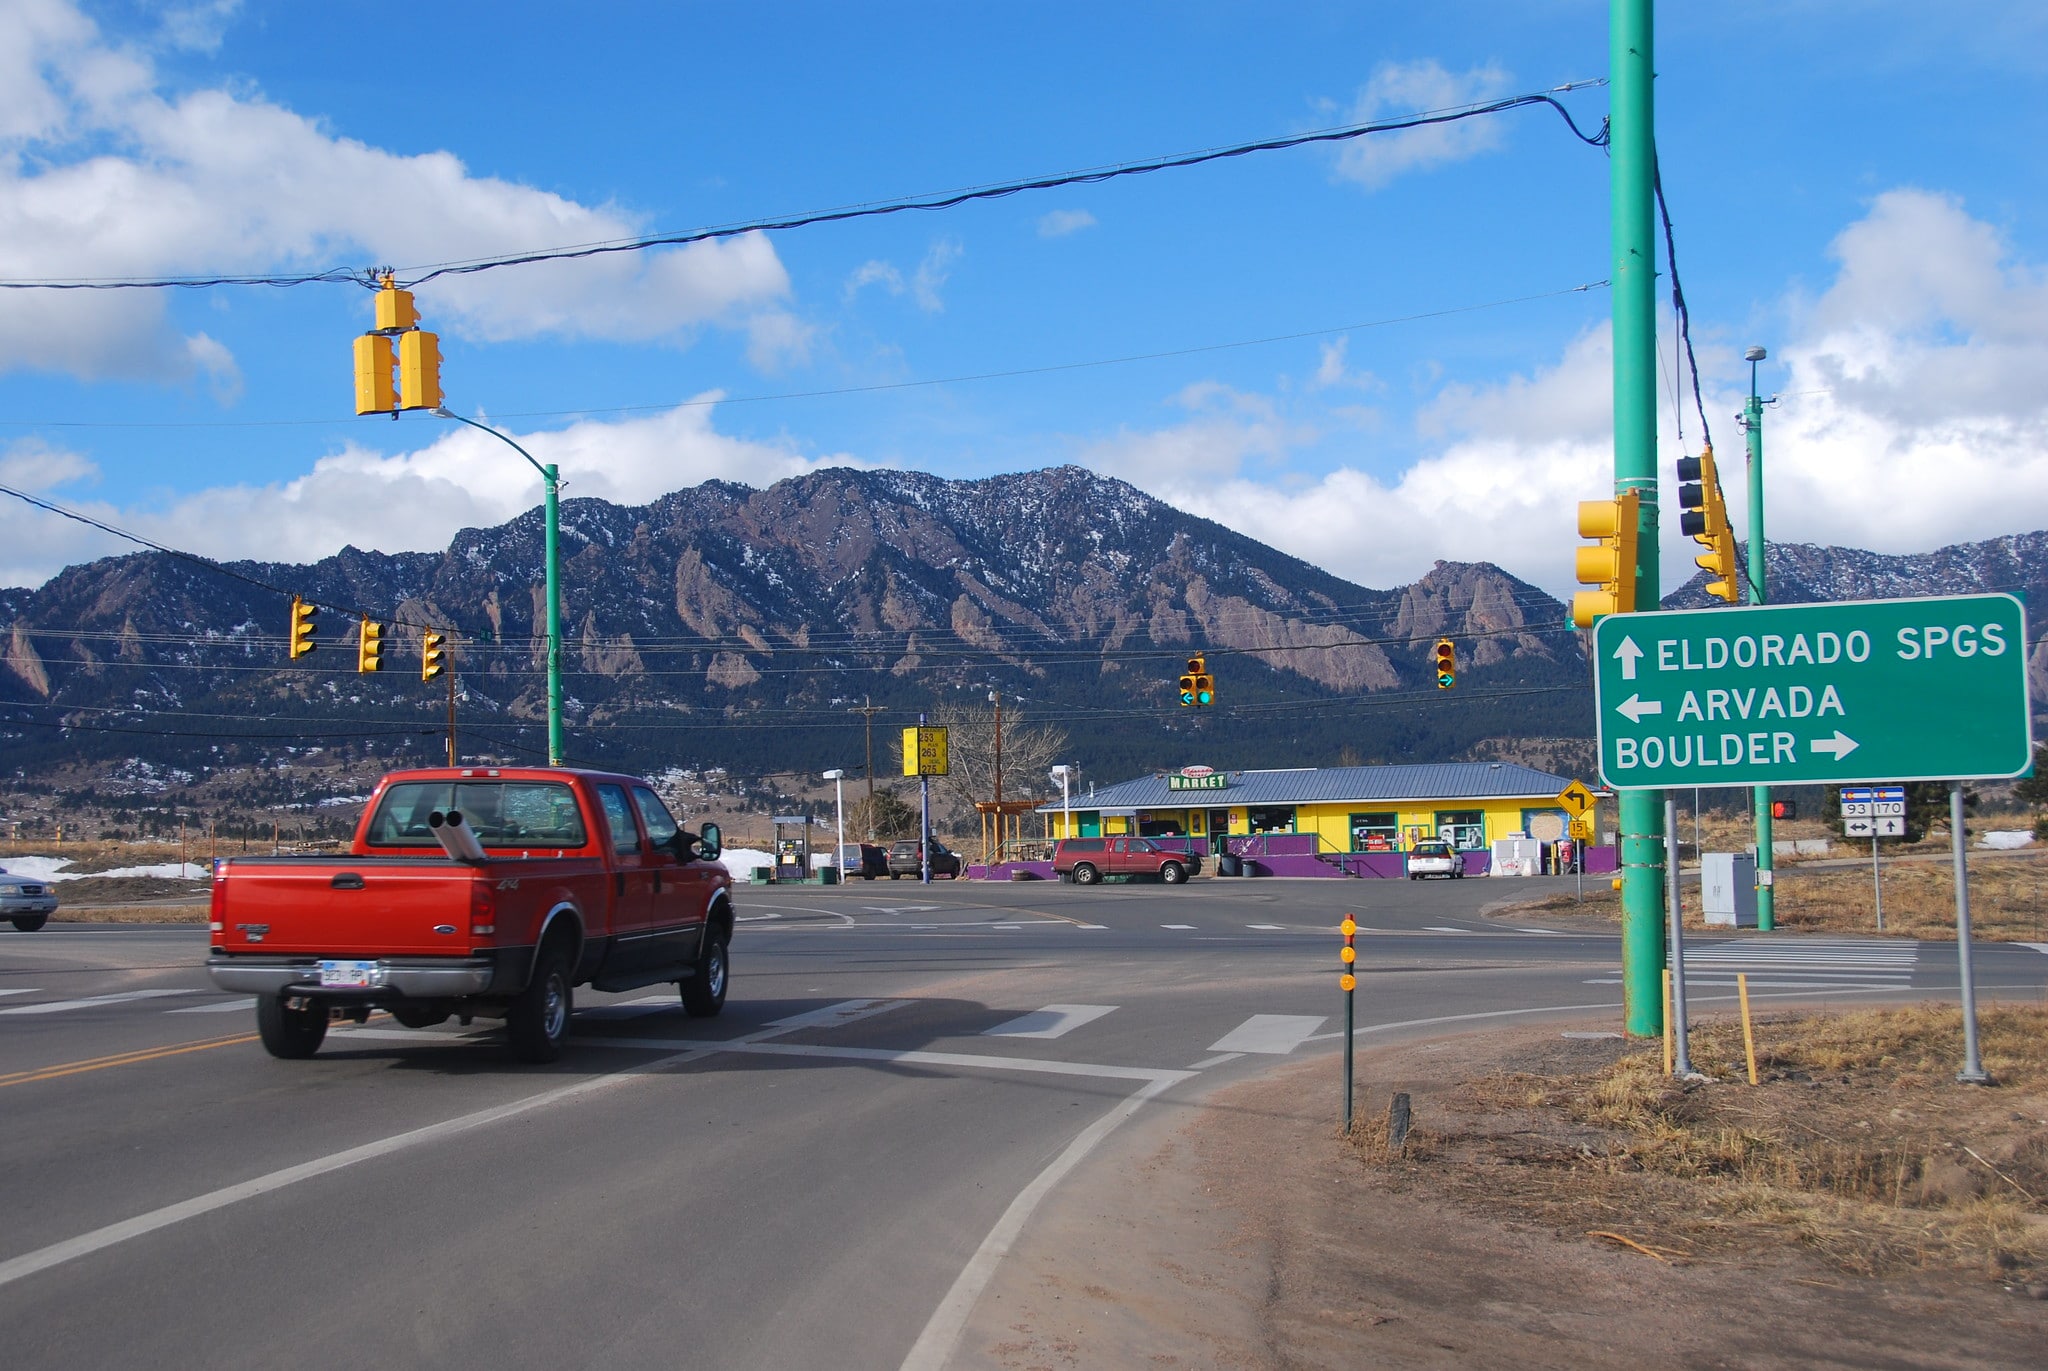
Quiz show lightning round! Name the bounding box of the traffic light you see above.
[398,329,442,411]
[1771,800,1796,820]
[288,596,316,658]
[1178,655,1214,707]
[1676,445,1740,603]
[1570,488,1641,628]
[374,283,419,332]
[1433,637,1456,689]
[421,630,446,682]
[353,334,394,415]
[356,618,383,674]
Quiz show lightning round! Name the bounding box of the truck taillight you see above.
[470,881,496,937]
[209,861,228,922]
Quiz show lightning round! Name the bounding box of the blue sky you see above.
[2,1,2045,598]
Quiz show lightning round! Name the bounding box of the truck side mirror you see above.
[697,823,722,862]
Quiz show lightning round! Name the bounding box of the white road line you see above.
[0,1045,708,1293]
[766,999,910,1031]
[166,998,256,1014]
[1421,926,1471,934]
[1160,924,1197,930]
[984,1005,1117,1040]
[577,1035,1193,1085]
[1516,927,1567,936]
[1303,1000,1625,1043]
[0,988,42,998]
[1187,1051,1245,1070]
[579,994,678,1020]
[2026,943,2048,957]
[1,989,196,1015]
[1207,1014,1325,1055]
[1246,924,1285,931]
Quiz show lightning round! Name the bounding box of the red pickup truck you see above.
[1051,837,1193,885]
[208,766,734,1063]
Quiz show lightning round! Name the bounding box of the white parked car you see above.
[0,867,58,931]
[1404,841,1462,880]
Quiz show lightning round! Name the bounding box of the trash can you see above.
[1216,854,1242,877]
[819,865,840,885]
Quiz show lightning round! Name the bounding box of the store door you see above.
[1206,808,1232,855]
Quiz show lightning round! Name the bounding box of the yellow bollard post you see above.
[1738,972,1759,1086]
[1662,968,1674,1076]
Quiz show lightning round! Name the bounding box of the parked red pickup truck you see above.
[1051,837,1193,885]
[208,766,734,1063]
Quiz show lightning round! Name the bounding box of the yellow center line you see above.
[0,1031,259,1089]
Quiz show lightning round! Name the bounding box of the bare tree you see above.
[846,788,920,842]
[920,697,1069,816]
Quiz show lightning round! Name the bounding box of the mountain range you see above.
[2,466,2041,794]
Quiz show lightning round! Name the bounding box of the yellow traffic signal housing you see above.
[1571,488,1641,628]
[1676,446,1740,603]
[288,596,317,658]
[1179,654,1209,707]
[374,282,419,333]
[353,334,395,414]
[357,619,383,673]
[1193,669,1214,706]
[399,330,442,411]
[421,630,446,682]
[1433,637,1456,689]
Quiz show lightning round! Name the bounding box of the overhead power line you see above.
[0,83,1608,294]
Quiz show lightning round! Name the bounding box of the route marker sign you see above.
[1556,780,1596,817]
[1841,784,1906,838]
[1593,593,2031,789]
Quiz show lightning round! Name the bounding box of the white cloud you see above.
[0,437,98,492]
[843,259,904,302]
[1333,59,1515,190]
[1037,209,1096,238]
[911,237,961,313]
[1076,190,2048,598]
[0,401,859,587]
[0,1,795,381]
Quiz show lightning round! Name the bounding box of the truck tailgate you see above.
[217,859,478,956]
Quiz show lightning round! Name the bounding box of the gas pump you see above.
[772,814,811,883]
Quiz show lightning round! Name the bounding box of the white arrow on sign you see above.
[1615,693,1662,723]
[1613,635,1644,681]
[1809,731,1860,760]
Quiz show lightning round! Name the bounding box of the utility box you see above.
[1701,852,1758,927]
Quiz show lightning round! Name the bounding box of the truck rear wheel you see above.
[1159,861,1187,885]
[256,995,328,1059]
[1071,863,1100,885]
[507,943,573,1063]
[680,928,729,1018]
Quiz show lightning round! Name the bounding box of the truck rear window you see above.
[365,781,589,849]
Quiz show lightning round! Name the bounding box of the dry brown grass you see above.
[1523,849,2048,941]
[1358,1004,2048,1282]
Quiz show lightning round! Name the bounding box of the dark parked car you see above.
[839,843,889,880]
[887,839,961,879]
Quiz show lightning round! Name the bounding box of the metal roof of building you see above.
[1037,762,1581,813]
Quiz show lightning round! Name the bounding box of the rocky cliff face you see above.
[0,466,1584,779]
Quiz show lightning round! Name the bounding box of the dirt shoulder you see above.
[958,1009,2047,1370]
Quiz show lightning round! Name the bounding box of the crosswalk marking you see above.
[581,994,677,1019]
[984,1004,1117,1040]
[166,998,257,1014]
[1,989,196,1015]
[1208,1014,1325,1055]
[767,999,909,1031]
[1585,937,1920,990]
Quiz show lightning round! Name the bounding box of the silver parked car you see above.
[0,867,58,931]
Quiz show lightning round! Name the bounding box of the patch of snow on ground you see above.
[717,847,775,878]
[0,857,209,881]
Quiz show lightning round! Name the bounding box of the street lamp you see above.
[822,769,846,882]
[434,406,564,766]
[1050,764,1072,839]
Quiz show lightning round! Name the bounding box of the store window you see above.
[1138,813,1187,837]
[1246,806,1296,835]
[1348,812,1399,852]
[1434,809,1487,851]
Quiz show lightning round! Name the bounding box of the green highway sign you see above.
[1592,593,2032,789]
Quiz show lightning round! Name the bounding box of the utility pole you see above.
[446,670,458,766]
[848,696,882,838]
[1613,0,1667,1038]
[1741,344,1775,931]
[990,691,1004,806]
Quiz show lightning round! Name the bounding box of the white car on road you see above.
[0,867,58,931]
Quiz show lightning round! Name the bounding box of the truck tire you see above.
[680,928,729,1018]
[256,995,328,1059]
[11,915,48,932]
[1159,861,1187,885]
[507,942,573,1063]
[1071,863,1100,885]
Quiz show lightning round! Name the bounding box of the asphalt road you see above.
[3,874,2043,1370]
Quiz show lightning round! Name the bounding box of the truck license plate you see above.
[318,959,378,988]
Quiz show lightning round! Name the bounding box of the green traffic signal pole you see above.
[1612,0,1667,1038]
[434,408,564,766]
[1744,348,1775,930]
